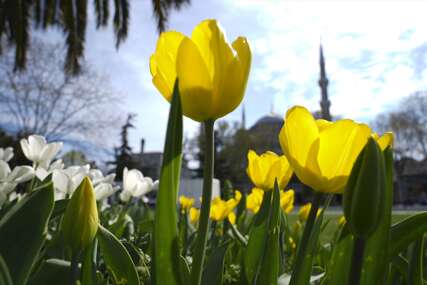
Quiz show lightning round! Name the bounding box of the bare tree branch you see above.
[0,38,123,147]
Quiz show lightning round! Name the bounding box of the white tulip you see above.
[94,182,116,201]
[20,135,62,168]
[52,165,90,199]
[35,159,65,181]
[89,169,115,186]
[0,161,34,207]
[0,147,13,162]
[8,166,34,184]
[120,167,154,202]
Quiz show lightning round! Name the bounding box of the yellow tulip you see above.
[280,189,295,213]
[228,212,237,225]
[150,19,251,122]
[179,195,195,212]
[372,132,394,150]
[210,191,241,222]
[247,150,293,190]
[279,106,372,193]
[298,203,322,221]
[246,188,264,214]
[338,215,347,226]
[189,207,200,225]
[298,203,312,221]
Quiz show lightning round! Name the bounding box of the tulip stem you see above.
[350,237,365,285]
[191,120,215,285]
[289,191,322,285]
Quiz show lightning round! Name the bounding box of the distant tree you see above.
[0,39,121,145]
[110,113,136,181]
[186,120,253,190]
[0,0,190,74]
[0,128,29,167]
[373,91,427,160]
[62,150,93,167]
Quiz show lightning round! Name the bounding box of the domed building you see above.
[248,113,283,155]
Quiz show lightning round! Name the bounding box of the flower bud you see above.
[343,138,386,238]
[62,176,99,253]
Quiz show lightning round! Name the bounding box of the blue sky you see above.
[77,0,427,153]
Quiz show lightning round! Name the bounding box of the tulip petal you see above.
[377,132,394,151]
[247,150,265,187]
[150,31,186,101]
[176,37,214,121]
[232,37,251,86]
[191,19,234,87]
[317,120,371,185]
[280,106,319,167]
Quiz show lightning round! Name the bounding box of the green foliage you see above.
[0,182,54,285]
[344,138,386,238]
[152,80,183,285]
[0,255,13,285]
[97,225,140,285]
[202,243,229,285]
[28,259,71,285]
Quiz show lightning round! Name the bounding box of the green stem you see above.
[229,223,248,246]
[350,237,366,285]
[69,251,81,285]
[190,120,215,285]
[289,191,322,285]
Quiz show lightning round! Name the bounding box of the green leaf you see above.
[0,183,54,285]
[179,255,191,285]
[0,255,13,285]
[257,183,281,285]
[326,231,353,285]
[408,237,424,285]
[97,225,139,285]
[81,238,98,285]
[28,259,70,285]
[389,212,427,257]
[152,80,183,285]
[390,255,408,281]
[51,199,69,219]
[291,194,332,285]
[361,147,394,285]
[202,243,229,285]
[243,190,272,283]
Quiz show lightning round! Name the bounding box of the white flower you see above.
[89,169,115,185]
[0,160,34,207]
[52,165,90,199]
[35,159,65,181]
[120,167,153,202]
[0,147,13,162]
[20,135,62,168]
[94,182,115,201]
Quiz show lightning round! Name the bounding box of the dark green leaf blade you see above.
[0,254,13,285]
[97,225,139,285]
[389,212,427,257]
[152,80,183,285]
[361,147,394,285]
[408,237,424,285]
[0,183,54,285]
[257,183,281,285]
[243,190,272,283]
[28,259,71,285]
[202,243,229,285]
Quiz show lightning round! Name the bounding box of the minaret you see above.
[318,45,331,121]
[241,104,246,129]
